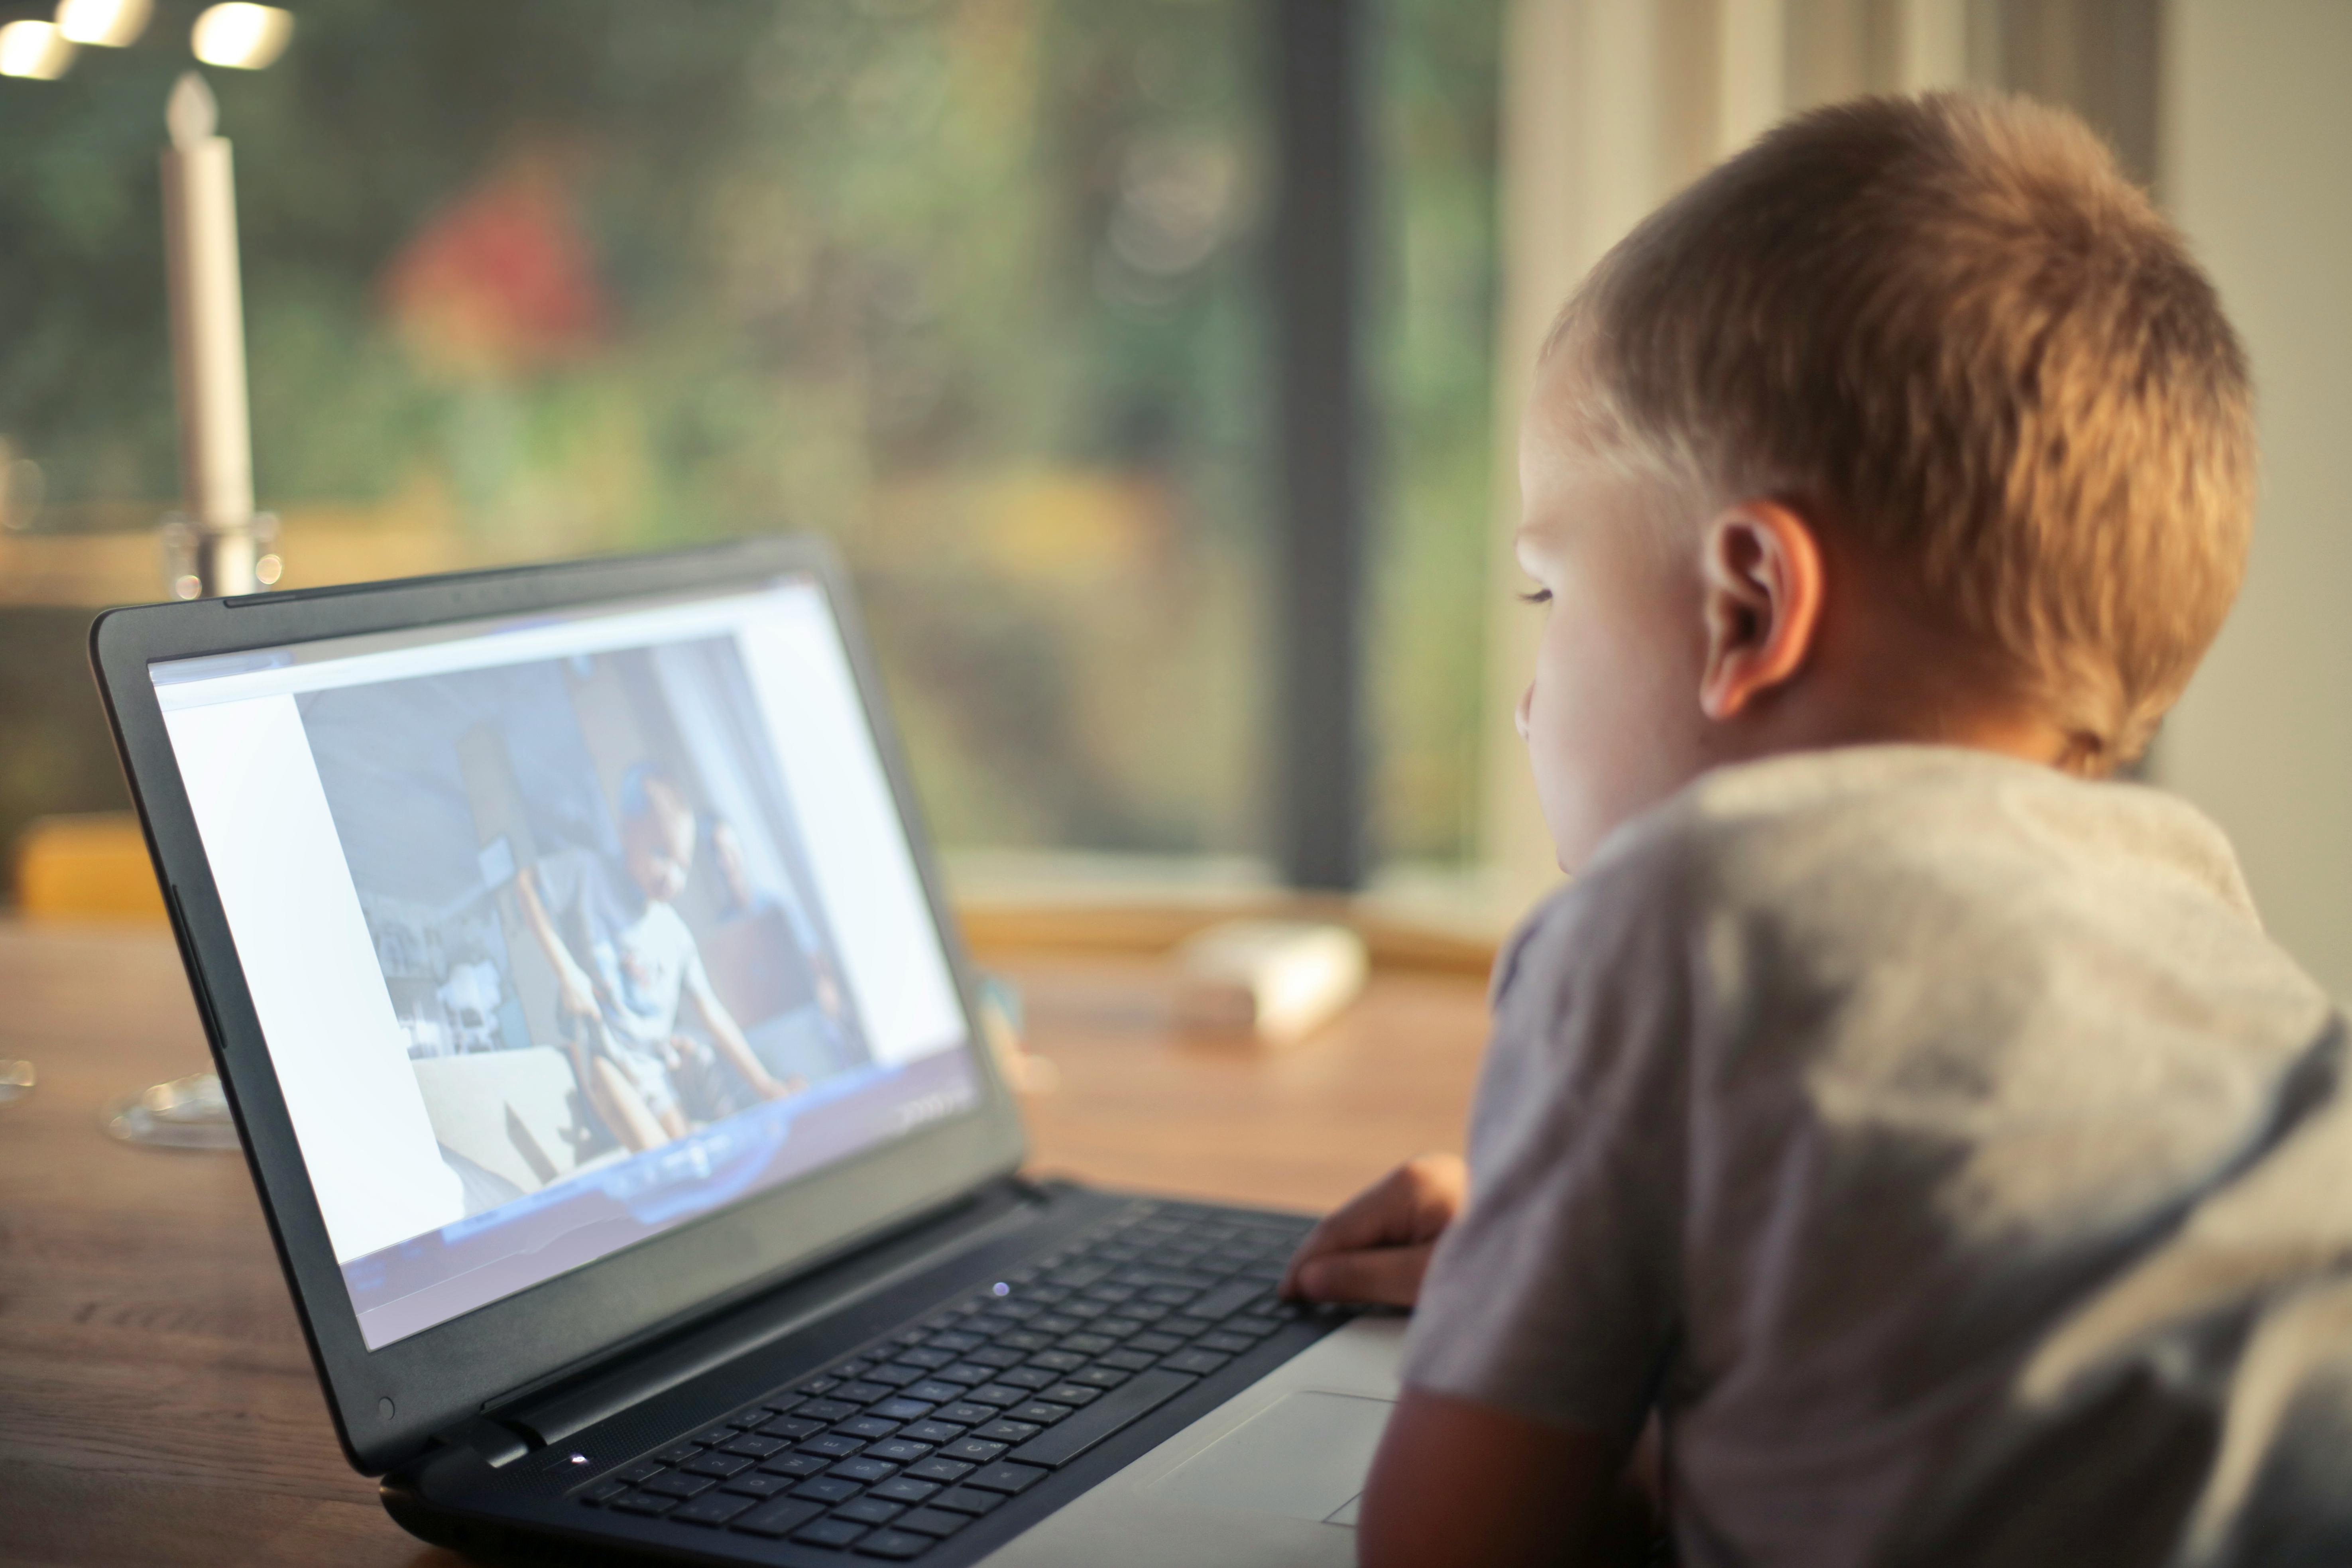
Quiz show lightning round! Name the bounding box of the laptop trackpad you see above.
[1148,1390,1392,1524]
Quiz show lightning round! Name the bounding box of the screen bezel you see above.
[90,538,1029,1476]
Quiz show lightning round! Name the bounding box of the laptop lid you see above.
[90,539,1027,1476]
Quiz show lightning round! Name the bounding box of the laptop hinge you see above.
[435,1414,533,1469]
[493,1176,1050,1451]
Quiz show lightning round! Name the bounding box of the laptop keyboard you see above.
[572,1201,1322,1559]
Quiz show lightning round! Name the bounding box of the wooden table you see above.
[0,921,1492,1567]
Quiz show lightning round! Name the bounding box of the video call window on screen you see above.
[303,635,867,1207]
[155,581,981,1347]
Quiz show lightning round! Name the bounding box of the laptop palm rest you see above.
[980,1315,1404,1567]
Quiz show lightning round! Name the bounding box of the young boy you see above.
[1284,93,2352,1566]
[516,764,799,1152]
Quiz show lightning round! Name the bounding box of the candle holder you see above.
[112,72,277,1153]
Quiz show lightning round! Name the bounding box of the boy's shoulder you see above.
[1501,743,2295,1028]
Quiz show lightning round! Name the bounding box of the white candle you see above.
[160,71,256,595]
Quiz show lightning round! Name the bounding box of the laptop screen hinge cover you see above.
[436,1414,533,1469]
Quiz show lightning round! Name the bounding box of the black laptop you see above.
[90,539,1398,1566]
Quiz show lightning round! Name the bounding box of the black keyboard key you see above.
[1225,1314,1282,1338]
[641,1471,718,1499]
[1099,1349,1159,1372]
[926,1330,983,1353]
[793,1517,871,1549]
[903,1380,966,1405]
[722,1472,798,1498]
[673,1490,757,1527]
[1186,1281,1265,1321]
[1161,1316,1216,1339]
[936,1402,1001,1426]
[1094,1317,1147,1339]
[610,1490,678,1516]
[906,1457,974,1483]
[1062,1302,1109,1321]
[895,1507,969,1538]
[579,1480,629,1506]
[998,1367,1058,1390]
[897,1346,957,1368]
[725,1433,789,1458]
[868,1439,933,1462]
[836,1497,907,1526]
[966,1383,1030,1408]
[865,1365,928,1389]
[832,1456,901,1483]
[614,1460,665,1484]
[1006,1401,1075,1426]
[930,1485,1005,1516]
[1197,1332,1255,1354]
[799,1434,867,1459]
[964,1462,1049,1495]
[798,1399,859,1421]
[792,1476,865,1504]
[1011,1368,1199,1468]
[760,1452,832,1478]
[1031,1314,1084,1335]
[994,1330,1050,1352]
[933,1363,992,1385]
[759,1415,825,1440]
[832,1359,874,1379]
[836,1380,895,1403]
[1062,1334,1116,1356]
[940,1437,1007,1463]
[758,1393,808,1417]
[693,1425,741,1446]
[1070,1367,1131,1389]
[871,1476,941,1504]
[966,1346,1027,1369]
[732,1497,824,1538]
[1038,1383,1103,1407]
[840,1416,903,1440]
[653,1442,703,1464]
[855,1530,934,1559]
[973,1420,1042,1444]
[1163,1349,1231,1375]
[800,1377,842,1396]
[682,1452,756,1478]
[902,1420,965,1444]
[871,1397,937,1422]
[1028,1351,1086,1373]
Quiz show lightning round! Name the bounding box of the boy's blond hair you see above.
[1550,91,2254,766]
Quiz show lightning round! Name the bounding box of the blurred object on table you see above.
[13,811,163,922]
[0,1058,32,1108]
[976,970,1058,1095]
[102,1068,237,1149]
[1172,919,1368,1046]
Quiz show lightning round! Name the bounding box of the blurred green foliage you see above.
[0,0,1497,870]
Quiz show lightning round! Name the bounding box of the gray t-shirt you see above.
[1406,746,2352,1568]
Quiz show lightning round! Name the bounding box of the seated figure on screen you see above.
[513,764,800,1153]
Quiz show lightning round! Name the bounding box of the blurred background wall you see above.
[2161,0,2352,997]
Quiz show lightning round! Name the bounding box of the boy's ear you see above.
[1697,499,1826,721]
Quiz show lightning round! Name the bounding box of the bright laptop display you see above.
[151,577,980,1350]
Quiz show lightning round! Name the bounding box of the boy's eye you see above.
[1518,588,1552,606]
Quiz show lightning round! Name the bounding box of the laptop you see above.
[91,537,1404,1567]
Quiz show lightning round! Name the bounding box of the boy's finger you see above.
[1291,1243,1436,1308]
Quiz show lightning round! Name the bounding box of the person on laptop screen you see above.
[515,763,800,1152]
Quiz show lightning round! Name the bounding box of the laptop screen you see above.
[150,576,982,1350]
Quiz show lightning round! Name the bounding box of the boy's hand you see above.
[1280,1153,1467,1308]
